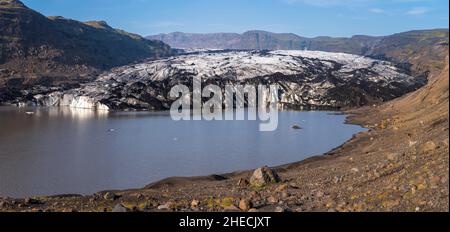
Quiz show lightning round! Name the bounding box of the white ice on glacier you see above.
[32,50,419,111]
[98,50,414,85]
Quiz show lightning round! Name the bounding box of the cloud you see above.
[406,7,430,15]
[369,8,385,13]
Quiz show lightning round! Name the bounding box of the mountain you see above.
[148,32,243,50]
[0,0,173,88]
[148,29,449,76]
[148,31,311,50]
[148,30,307,50]
[365,30,449,77]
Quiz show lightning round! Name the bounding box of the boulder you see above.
[157,201,175,211]
[250,166,281,187]
[267,196,279,204]
[103,192,118,201]
[237,178,249,187]
[239,199,252,211]
[191,199,200,209]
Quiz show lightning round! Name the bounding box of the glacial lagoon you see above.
[0,107,365,197]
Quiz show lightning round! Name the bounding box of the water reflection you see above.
[30,107,109,120]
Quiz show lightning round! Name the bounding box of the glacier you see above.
[12,50,425,111]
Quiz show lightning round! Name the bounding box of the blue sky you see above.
[22,0,449,37]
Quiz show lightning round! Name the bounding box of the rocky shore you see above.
[0,60,447,212]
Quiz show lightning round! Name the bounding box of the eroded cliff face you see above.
[8,50,425,111]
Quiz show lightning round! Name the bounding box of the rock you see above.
[248,208,259,212]
[224,205,240,212]
[112,204,129,213]
[421,141,437,154]
[382,199,400,209]
[326,200,336,209]
[237,178,249,187]
[417,183,427,190]
[275,184,288,192]
[333,175,344,184]
[24,198,40,205]
[157,202,175,211]
[387,153,400,162]
[409,140,418,147]
[103,192,118,201]
[281,191,290,198]
[191,199,200,208]
[61,208,78,213]
[274,206,286,212]
[267,196,279,204]
[430,176,441,189]
[248,191,261,201]
[351,168,360,173]
[239,199,252,211]
[441,139,449,147]
[292,125,302,130]
[0,201,7,208]
[250,166,281,187]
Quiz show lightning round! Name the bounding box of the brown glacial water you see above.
[0,106,365,197]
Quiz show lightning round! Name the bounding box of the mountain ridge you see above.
[148,29,448,49]
[0,0,173,88]
[148,29,449,76]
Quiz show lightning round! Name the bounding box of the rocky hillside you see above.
[148,29,449,76]
[10,50,424,111]
[366,30,449,77]
[0,0,173,88]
